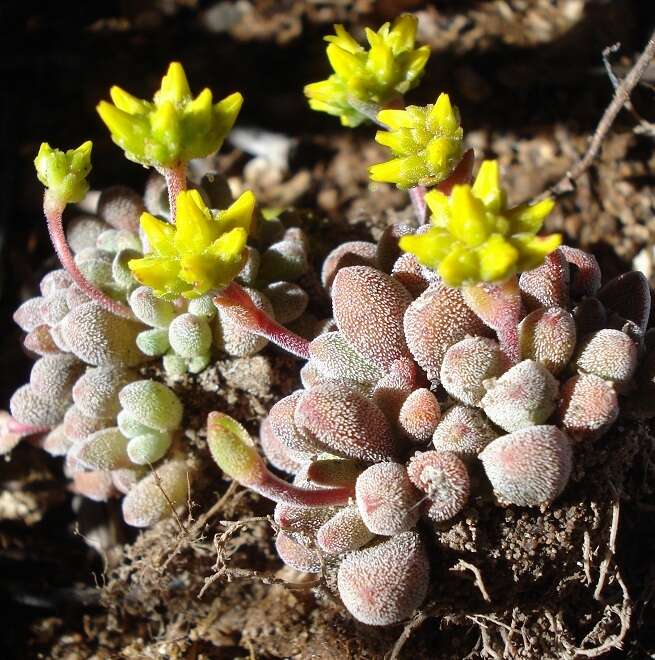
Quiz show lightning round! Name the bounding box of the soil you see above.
[2,1,655,658]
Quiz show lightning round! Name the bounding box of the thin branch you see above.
[451,559,492,603]
[388,609,430,660]
[547,28,655,198]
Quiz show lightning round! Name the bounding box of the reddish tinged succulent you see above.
[440,336,506,405]
[355,462,420,535]
[316,505,375,555]
[321,241,378,292]
[479,426,573,506]
[398,388,441,443]
[558,374,619,441]
[404,283,489,380]
[574,329,638,390]
[332,266,412,371]
[518,306,577,375]
[481,359,559,432]
[275,531,322,573]
[9,60,655,631]
[294,382,398,462]
[432,405,497,456]
[519,249,570,311]
[337,532,429,626]
[204,218,654,626]
[407,450,470,521]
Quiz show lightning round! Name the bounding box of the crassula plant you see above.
[205,16,655,627]
[3,13,655,632]
[3,62,315,526]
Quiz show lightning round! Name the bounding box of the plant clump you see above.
[5,19,655,642]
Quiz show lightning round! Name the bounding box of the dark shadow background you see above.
[0,1,654,656]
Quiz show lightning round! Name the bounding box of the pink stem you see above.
[159,163,187,223]
[252,469,353,507]
[43,193,135,320]
[213,282,310,360]
[409,186,427,224]
[462,278,524,365]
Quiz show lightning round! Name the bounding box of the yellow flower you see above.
[399,160,561,287]
[97,62,243,168]
[304,15,430,127]
[369,93,463,189]
[129,189,256,299]
[34,141,92,204]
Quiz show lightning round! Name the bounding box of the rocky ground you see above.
[2,1,655,657]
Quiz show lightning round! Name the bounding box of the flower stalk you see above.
[43,192,135,320]
[158,163,187,223]
[213,282,310,360]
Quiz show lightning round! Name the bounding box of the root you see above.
[451,559,492,603]
[197,516,320,599]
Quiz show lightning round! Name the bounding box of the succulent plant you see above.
[6,154,314,520]
[207,232,653,625]
[6,31,655,639]
[304,15,430,127]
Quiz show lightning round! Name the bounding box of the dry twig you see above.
[547,28,655,198]
[451,559,492,603]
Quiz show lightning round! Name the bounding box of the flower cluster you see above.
[129,189,255,299]
[304,15,430,127]
[399,160,561,286]
[97,62,243,168]
[369,93,464,189]
[34,141,93,205]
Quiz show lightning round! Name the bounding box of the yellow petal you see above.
[514,233,562,271]
[207,227,248,262]
[368,158,404,184]
[109,86,148,115]
[216,190,256,234]
[128,255,182,293]
[399,228,453,269]
[388,14,418,53]
[158,62,191,104]
[403,46,431,81]
[508,197,555,234]
[327,25,362,54]
[376,108,414,129]
[327,43,363,79]
[424,189,450,227]
[471,160,503,212]
[449,185,490,246]
[186,88,213,125]
[139,213,176,256]
[96,101,140,141]
[438,245,479,288]
[214,92,244,132]
[374,129,410,154]
[368,40,394,83]
[174,190,215,254]
[428,93,458,133]
[476,234,518,282]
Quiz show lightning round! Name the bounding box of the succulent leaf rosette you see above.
[304,15,430,127]
[399,160,561,286]
[369,93,464,189]
[97,62,243,168]
[128,188,256,300]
